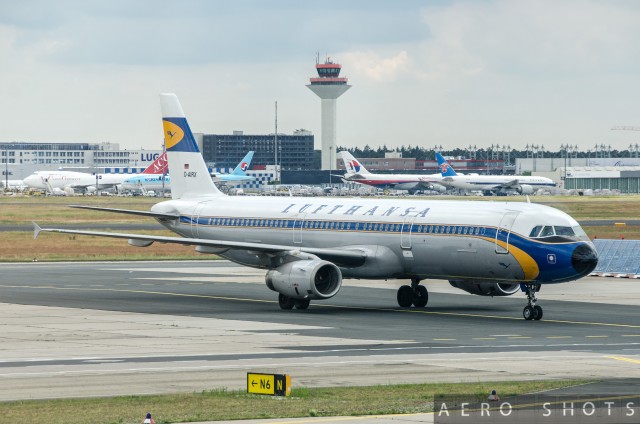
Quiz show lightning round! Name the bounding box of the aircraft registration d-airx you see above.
[33,94,598,321]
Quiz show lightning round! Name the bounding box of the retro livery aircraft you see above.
[33,94,598,321]
[338,151,446,193]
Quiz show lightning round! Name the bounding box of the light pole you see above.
[3,144,8,191]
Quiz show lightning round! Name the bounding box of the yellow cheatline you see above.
[477,236,539,280]
[606,355,640,365]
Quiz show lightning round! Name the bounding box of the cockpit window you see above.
[529,224,591,242]
[529,225,543,238]
[572,225,591,242]
[539,226,555,237]
[554,226,575,236]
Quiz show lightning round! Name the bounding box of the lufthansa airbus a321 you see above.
[33,94,598,321]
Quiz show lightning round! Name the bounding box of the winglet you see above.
[33,221,42,239]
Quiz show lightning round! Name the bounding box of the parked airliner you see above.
[33,94,598,320]
[435,152,557,195]
[338,151,446,193]
[23,153,168,195]
[121,151,256,192]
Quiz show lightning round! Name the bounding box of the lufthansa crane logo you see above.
[163,120,185,150]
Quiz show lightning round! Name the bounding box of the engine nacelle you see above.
[265,260,342,300]
[430,184,447,193]
[516,184,534,195]
[449,280,520,297]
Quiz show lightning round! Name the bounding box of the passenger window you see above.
[540,226,555,237]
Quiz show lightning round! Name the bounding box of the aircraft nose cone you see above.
[572,243,598,276]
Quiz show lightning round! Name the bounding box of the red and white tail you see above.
[141,152,168,175]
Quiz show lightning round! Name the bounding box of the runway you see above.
[0,260,639,401]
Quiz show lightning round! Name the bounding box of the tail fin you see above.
[435,152,458,177]
[338,151,370,175]
[160,93,223,199]
[141,152,168,175]
[231,151,255,176]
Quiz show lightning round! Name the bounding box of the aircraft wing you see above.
[69,205,179,220]
[32,223,367,267]
[496,179,520,189]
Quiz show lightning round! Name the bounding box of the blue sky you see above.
[1,0,640,152]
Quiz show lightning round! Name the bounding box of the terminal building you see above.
[0,141,163,180]
[516,157,640,193]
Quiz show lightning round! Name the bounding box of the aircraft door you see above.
[400,213,419,250]
[495,210,520,254]
[191,202,207,238]
[292,213,306,244]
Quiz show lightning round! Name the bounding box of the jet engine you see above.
[430,184,447,193]
[449,280,519,296]
[265,260,342,300]
[516,184,534,195]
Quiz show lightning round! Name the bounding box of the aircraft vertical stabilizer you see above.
[141,152,168,175]
[338,151,370,175]
[231,151,255,176]
[160,93,223,199]
[435,152,458,177]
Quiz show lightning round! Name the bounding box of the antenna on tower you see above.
[274,101,279,182]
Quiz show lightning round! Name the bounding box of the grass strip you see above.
[0,380,589,424]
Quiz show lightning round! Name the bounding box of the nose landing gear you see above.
[523,284,543,320]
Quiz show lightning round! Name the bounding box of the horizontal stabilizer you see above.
[69,205,179,220]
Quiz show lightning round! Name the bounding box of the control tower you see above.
[307,56,351,170]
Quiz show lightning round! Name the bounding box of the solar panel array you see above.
[592,239,640,276]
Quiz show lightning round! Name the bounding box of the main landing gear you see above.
[278,294,310,310]
[522,284,543,321]
[397,278,428,308]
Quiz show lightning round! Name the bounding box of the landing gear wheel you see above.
[533,305,543,320]
[523,305,534,320]
[278,294,295,310]
[413,285,429,308]
[522,284,543,320]
[294,299,310,310]
[397,285,413,307]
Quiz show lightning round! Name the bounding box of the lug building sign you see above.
[247,373,291,397]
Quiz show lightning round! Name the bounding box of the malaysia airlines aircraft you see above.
[435,152,557,195]
[338,151,446,193]
[23,153,169,195]
[121,151,256,192]
[33,94,598,321]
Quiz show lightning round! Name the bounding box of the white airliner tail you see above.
[338,151,370,175]
[160,93,223,199]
